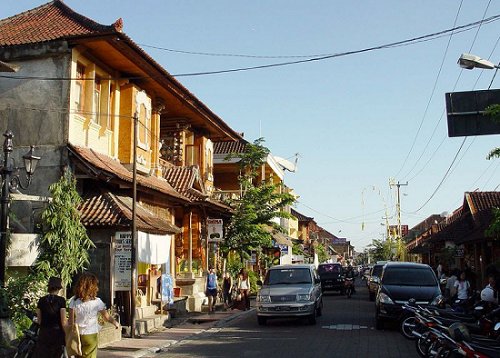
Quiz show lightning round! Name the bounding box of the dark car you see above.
[375,262,442,329]
[368,263,385,301]
[318,263,344,294]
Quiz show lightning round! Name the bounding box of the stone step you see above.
[97,322,122,349]
[135,305,157,319]
[134,314,169,336]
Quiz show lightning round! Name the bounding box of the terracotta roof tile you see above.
[79,191,181,234]
[0,1,120,46]
[466,191,500,214]
[213,141,248,155]
[68,145,188,202]
[291,208,314,222]
[162,165,206,200]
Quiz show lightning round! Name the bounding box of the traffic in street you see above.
[157,280,417,358]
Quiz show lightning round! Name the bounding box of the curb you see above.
[109,309,254,358]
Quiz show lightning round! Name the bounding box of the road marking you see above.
[322,324,368,330]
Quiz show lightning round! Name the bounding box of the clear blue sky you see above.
[3,1,500,251]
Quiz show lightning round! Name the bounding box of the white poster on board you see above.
[114,231,132,291]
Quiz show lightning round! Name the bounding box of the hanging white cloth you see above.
[137,231,172,265]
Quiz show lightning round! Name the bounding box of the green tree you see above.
[35,169,95,288]
[314,243,329,264]
[485,105,500,239]
[222,138,296,261]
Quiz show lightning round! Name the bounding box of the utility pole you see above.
[390,179,408,260]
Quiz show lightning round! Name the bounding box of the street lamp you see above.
[0,130,40,286]
[458,53,500,70]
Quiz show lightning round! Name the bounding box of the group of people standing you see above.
[33,272,119,358]
[437,262,499,307]
[205,267,251,312]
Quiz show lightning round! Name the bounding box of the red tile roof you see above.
[214,141,248,155]
[68,145,188,202]
[79,191,181,234]
[0,1,122,46]
[466,191,500,215]
[163,165,206,200]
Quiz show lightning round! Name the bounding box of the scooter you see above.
[345,278,354,298]
[14,309,39,358]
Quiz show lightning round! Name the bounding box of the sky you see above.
[2,1,500,251]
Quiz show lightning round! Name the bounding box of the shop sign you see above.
[455,248,465,258]
[279,244,289,256]
[114,231,132,291]
[207,218,223,242]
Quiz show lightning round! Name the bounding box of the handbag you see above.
[135,289,147,307]
[65,308,82,357]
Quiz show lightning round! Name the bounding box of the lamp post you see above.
[458,53,500,70]
[0,130,40,287]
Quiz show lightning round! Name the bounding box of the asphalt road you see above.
[157,280,418,358]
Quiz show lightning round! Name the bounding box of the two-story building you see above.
[0,0,242,325]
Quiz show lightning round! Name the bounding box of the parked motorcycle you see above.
[14,309,39,358]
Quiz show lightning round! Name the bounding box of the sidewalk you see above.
[98,308,252,358]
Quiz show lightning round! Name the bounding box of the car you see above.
[317,263,345,294]
[368,263,385,301]
[256,264,323,325]
[375,262,442,330]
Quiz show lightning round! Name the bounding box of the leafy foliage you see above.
[314,243,329,264]
[369,238,398,262]
[4,271,46,337]
[485,207,500,239]
[35,169,95,287]
[221,138,296,260]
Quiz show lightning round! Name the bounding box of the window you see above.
[74,63,85,113]
[265,268,312,285]
[93,76,101,123]
[382,268,437,286]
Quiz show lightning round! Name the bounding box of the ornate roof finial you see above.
[113,18,123,32]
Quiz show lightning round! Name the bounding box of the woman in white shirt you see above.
[68,273,119,358]
[237,268,250,310]
[453,271,470,301]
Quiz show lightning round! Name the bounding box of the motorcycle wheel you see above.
[14,339,36,358]
[415,331,432,358]
[400,316,417,340]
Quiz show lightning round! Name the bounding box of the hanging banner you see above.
[207,218,223,242]
[114,231,132,291]
[161,273,174,305]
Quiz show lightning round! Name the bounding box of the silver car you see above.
[256,264,323,325]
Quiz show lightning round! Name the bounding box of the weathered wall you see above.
[0,44,71,198]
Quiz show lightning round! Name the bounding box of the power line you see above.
[1,14,499,81]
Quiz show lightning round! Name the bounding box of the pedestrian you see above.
[480,275,498,308]
[205,266,218,313]
[237,268,250,310]
[445,269,458,301]
[222,271,233,310]
[436,261,443,280]
[68,272,120,358]
[453,271,471,305]
[33,276,67,358]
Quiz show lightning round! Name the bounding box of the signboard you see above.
[249,252,257,264]
[279,244,289,256]
[455,248,465,258]
[389,225,409,237]
[114,232,132,291]
[6,233,38,267]
[332,237,346,245]
[446,89,500,137]
[207,218,223,242]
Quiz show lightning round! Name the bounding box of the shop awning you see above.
[263,225,293,246]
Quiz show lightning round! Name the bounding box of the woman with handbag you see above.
[68,272,119,358]
[33,276,67,358]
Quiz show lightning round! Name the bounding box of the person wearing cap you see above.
[33,276,67,358]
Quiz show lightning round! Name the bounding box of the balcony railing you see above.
[211,189,241,203]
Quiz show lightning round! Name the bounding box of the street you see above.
[154,281,417,358]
